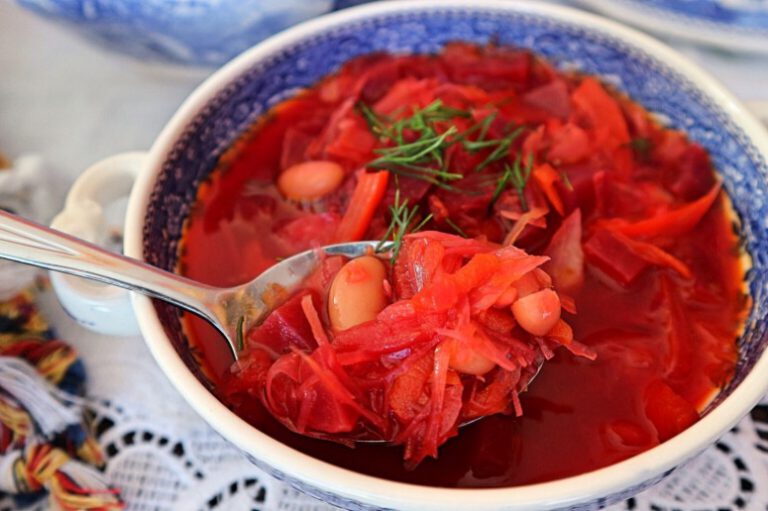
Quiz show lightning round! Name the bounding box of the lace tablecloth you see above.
[4,1,768,509]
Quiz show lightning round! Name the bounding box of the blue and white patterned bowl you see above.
[578,0,768,54]
[15,0,375,66]
[120,1,768,509]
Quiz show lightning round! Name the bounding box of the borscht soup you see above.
[178,43,749,488]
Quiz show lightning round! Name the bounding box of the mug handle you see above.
[50,152,146,337]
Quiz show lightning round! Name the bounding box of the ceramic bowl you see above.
[16,0,374,66]
[120,1,768,509]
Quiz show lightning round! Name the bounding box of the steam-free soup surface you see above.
[180,44,747,487]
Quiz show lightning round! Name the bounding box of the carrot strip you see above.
[617,183,721,239]
[335,170,390,242]
[501,206,548,246]
[301,294,330,347]
[617,233,692,279]
[533,163,565,216]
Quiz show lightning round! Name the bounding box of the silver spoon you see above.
[0,209,384,360]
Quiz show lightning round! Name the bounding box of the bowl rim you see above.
[124,1,768,509]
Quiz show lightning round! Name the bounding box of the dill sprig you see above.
[463,124,525,172]
[359,100,471,190]
[375,186,432,262]
[489,153,534,213]
[445,217,468,238]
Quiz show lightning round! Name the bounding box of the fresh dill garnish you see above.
[508,153,534,211]
[359,100,471,190]
[375,185,432,262]
[487,153,534,213]
[488,166,514,214]
[445,218,468,238]
[358,102,394,139]
[464,125,525,172]
[236,316,245,351]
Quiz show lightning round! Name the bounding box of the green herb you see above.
[376,185,432,262]
[359,100,471,190]
[486,152,534,213]
[236,316,245,351]
[488,166,514,214]
[509,153,534,211]
[629,137,652,161]
[445,218,468,238]
[464,125,525,172]
[358,102,393,139]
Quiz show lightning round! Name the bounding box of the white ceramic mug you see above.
[50,152,145,336]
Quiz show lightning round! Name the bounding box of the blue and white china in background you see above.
[578,0,768,53]
[15,0,377,66]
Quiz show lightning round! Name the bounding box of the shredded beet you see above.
[226,232,594,465]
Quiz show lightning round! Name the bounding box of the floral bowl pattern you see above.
[121,1,768,509]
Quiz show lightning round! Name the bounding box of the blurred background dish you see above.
[14,0,377,67]
[578,0,768,54]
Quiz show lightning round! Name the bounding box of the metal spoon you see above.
[0,210,546,440]
[0,209,383,360]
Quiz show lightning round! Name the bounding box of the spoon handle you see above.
[0,210,221,330]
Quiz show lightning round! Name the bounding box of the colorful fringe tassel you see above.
[0,287,123,510]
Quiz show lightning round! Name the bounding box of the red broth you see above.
[179,44,748,487]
